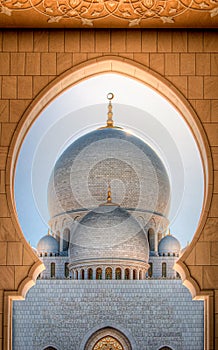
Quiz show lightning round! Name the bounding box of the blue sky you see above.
[15,74,204,248]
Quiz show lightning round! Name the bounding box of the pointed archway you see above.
[7,56,213,350]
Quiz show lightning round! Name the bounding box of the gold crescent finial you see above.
[106,92,114,128]
[107,183,112,203]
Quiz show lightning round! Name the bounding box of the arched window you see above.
[81,269,85,280]
[43,347,57,350]
[63,228,70,251]
[148,228,155,252]
[45,252,47,257]
[159,347,172,350]
[148,263,153,278]
[124,268,130,280]
[96,268,102,280]
[75,270,78,279]
[115,268,121,280]
[88,268,93,280]
[162,262,167,278]
[64,262,69,278]
[105,267,112,280]
[50,262,55,278]
[133,269,137,280]
[176,272,180,278]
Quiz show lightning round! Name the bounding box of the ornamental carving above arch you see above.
[0,0,217,27]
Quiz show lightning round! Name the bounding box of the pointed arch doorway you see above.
[84,327,132,350]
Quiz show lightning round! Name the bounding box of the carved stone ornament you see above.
[0,0,217,27]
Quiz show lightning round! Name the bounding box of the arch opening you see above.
[8,57,212,350]
[14,68,207,254]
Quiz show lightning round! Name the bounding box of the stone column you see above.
[154,230,159,256]
[59,231,63,253]
[102,267,106,280]
[84,269,88,280]
[112,267,116,280]
[136,269,139,280]
[121,268,125,280]
[130,269,133,280]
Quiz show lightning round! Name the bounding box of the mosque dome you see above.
[37,234,59,255]
[69,202,149,270]
[158,234,181,256]
[48,96,171,232]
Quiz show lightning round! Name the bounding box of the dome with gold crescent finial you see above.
[48,93,171,234]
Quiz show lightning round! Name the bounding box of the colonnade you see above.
[71,266,147,280]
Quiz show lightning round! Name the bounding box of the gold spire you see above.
[98,93,122,130]
[99,182,119,207]
[107,183,112,203]
[106,92,114,128]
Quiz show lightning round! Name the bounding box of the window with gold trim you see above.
[96,268,102,280]
[124,268,130,280]
[115,268,121,280]
[105,267,112,280]
[93,336,123,350]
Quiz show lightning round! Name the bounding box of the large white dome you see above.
[48,126,171,232]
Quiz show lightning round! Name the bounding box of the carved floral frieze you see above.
[0,0,217,28]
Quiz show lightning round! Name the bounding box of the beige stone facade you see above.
[0,29,217,349]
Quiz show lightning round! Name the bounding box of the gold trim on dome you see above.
[0,0,217,27]
[107,183,112,203]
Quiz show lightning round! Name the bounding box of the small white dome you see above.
[37,234,59,254]
[158,234,181,256]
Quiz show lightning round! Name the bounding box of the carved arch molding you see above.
[0,0,217,28]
